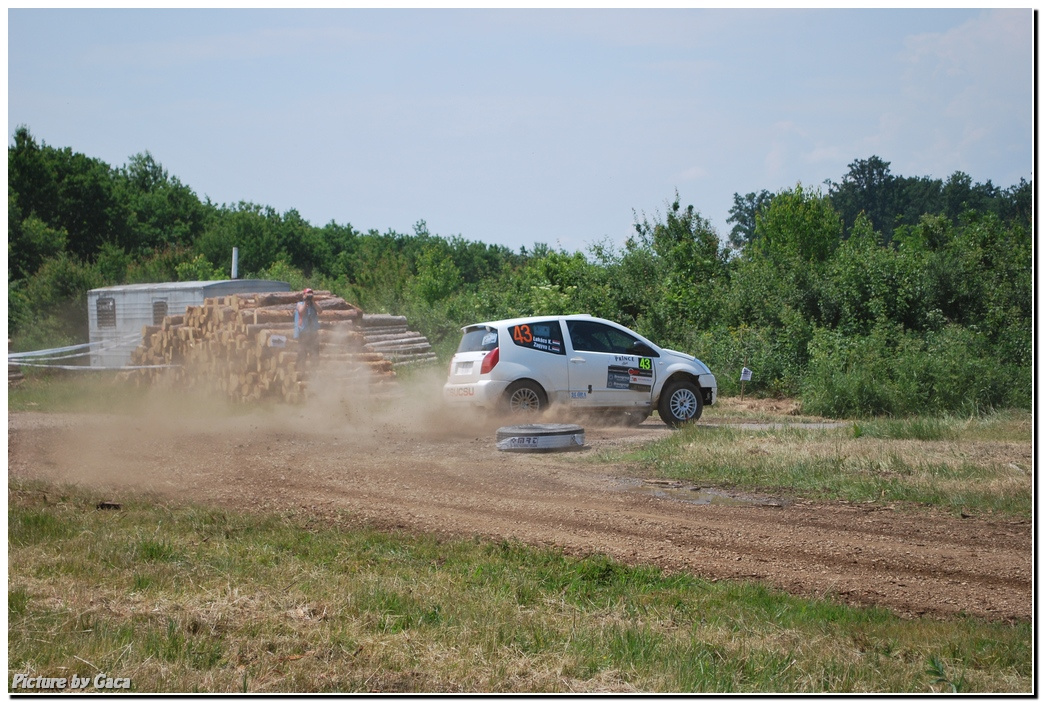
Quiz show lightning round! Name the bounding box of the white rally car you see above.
[443,314,716,426]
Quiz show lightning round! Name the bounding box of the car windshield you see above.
[457,326,498,353]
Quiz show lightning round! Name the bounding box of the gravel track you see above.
[8,402,1031,623]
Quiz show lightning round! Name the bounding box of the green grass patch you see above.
[7,370,265,419]
[851,416,954,441]
[7,479,1031,693]
[603,411,1031,518]
[7,371,148,413]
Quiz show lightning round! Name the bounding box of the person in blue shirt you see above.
[294,288,322,372]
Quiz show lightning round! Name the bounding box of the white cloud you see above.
[893,9,1032,179]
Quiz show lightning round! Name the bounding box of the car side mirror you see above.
[631,342,655,357]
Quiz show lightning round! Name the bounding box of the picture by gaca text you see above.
[10,673,131,690]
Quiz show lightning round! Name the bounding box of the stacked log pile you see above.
[127,290,424,403]
[358,314,437,366]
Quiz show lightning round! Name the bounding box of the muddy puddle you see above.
[615,478,788,508]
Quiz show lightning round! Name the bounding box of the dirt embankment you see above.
[7,390,1032,623]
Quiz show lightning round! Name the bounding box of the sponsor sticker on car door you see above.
[608,355,653,391]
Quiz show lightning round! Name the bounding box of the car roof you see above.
[462,314,597,331]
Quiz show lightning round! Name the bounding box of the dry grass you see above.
[610,408,1032,517]
[8,482,1032,694]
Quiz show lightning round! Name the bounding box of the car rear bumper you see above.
[443,379,510,407]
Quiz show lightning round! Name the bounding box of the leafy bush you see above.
[14,253,103,348]
[175,253,222,282]
[800,327,903,417]
[802,323,1028,418]
[685,321,809,398]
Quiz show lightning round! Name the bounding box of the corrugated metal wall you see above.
[87,280,290,368]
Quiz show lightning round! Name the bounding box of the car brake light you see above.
[480,347,499,374]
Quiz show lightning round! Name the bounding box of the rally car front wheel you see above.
[658,380,703,427]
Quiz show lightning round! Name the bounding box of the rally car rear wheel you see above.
[501,380,547,416]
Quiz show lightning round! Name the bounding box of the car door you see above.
[564,320,656,408]
[504,319,570,404]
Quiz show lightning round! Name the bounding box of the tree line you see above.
[726,155,1031,250]
[8,126,1032,417]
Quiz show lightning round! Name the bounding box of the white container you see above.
[87,279,291,368]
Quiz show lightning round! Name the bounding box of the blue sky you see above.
[7,8,1035,254]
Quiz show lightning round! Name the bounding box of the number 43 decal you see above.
[639,357,652,370]
[512,324,533,344]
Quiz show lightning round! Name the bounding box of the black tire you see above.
[500,380,548,416]
[658,380,704,427]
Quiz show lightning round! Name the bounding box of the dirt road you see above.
[7,395,1032,623]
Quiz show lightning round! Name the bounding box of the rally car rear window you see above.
[457,326,498,353]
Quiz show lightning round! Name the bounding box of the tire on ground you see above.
[658,380,704,427]
[496,423,586,452]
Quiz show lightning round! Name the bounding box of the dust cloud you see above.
[9,363,507,495]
